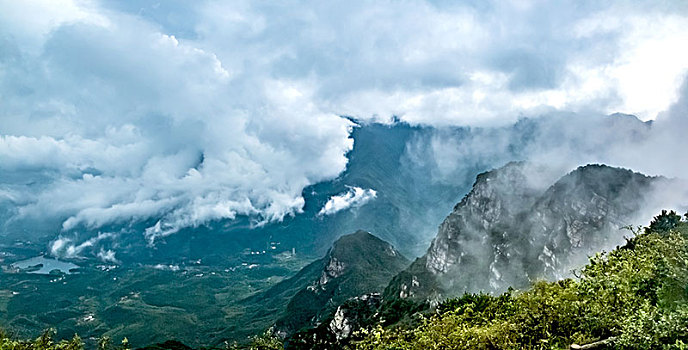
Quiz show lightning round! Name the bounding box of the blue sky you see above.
[0,0,687,258]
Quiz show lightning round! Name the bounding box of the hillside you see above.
[355,211,688,350]
[237,231,409,340]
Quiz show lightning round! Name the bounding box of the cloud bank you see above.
[0,0,355,242]
[318,187,377,217]
[0,0,687,249]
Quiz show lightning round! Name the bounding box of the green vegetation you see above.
[3,211,688,349]
[355,211,688,349]
[0,328,106,350]
[271,231,409,336]
[230,330,283,350]
[0,256,308,348]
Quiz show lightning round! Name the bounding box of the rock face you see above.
[285,292,384,350]
[328,293,382,341]
[387,162,660,301]
[254,230,409,338]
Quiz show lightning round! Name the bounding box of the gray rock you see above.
[388,162,661,300]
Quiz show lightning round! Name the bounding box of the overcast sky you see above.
[1,0,687,246]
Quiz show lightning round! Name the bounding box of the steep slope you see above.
[529,164,657,278]
[242,230,409,339]
[387,163,661,301]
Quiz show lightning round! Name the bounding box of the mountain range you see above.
[1,112,654,268]
[0,114,675,348]
[269,162,671,348]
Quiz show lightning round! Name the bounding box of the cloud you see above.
[152,264,181,272]
[97,248,120,264]
[191,0,687,124]
[404,76,688,237]
[318,187,377,216]
[50,231,117,259]
[0,0,353,244]
[0,0,687,252]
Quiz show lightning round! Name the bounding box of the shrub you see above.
[355,213,688,350]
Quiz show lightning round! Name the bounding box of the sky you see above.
[1,0,687,249]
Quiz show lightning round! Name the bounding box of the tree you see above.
[646,210,682,234]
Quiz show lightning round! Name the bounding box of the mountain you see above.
[386,162,662,301]
[239,230,409,340]
[0,115,660,348]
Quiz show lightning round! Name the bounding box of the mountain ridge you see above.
[386,162,663,301]
[237,230,409,340]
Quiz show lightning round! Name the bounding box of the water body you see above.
[11,256,79,275]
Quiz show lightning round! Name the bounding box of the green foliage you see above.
[246,331,282,350]
[378,298,427,327]
[355,213,688,350]
[225,330,283,350]
[646,210,683,234]
[0,328,136,350]
[0,328,83,350]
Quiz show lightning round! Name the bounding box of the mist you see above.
[410,75,688,215]
[1,0,687,261]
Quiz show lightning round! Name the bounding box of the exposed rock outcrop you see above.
[387,162,661,301]
[246,230,409,339]
[328,293,382,341]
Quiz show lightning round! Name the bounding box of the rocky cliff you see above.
[387,162,660,301]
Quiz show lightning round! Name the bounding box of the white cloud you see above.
[1,0,687,252]
[152,264,181,272]
[0,1,354,244]
[97,248,119,264]
[0,0,108,54]
[50,231,116,259]
[318,187,377,216]
[189,1,688,124]
[406,75,688,203]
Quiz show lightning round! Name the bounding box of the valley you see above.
[1,117,685,348]
[0,245,309,347]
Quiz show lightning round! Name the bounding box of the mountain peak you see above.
[248,230,409,338]
[334,230,379,245]
[388,161,662,301]
[547,164,656,202]
[330,230,401,261]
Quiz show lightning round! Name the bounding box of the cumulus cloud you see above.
[318,187,377,216]
[0,0,353,244]
[0,0,687,252]
[50,231,117,259]
[193,0,687,125]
